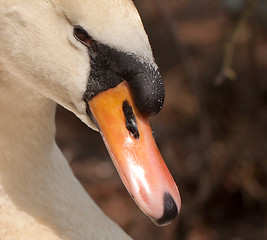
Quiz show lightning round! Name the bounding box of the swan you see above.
[0,0,181,239]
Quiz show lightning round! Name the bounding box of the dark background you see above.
[56,0,267,239]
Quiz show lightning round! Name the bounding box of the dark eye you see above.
[73,26,92,47]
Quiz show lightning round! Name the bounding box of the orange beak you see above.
[88,81,181,225]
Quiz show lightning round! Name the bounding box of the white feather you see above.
[0,0,154,239]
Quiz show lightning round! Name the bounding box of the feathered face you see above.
[0,0,159,120]
[0,0,180,225]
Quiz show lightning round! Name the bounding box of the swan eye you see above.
[73,26,92,47]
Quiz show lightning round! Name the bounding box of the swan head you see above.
[0,0,181,225]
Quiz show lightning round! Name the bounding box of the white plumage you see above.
[0,0,156,239]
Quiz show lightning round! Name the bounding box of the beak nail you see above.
[153,192,178,226]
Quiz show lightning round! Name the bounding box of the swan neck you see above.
[0,76,57,155]
[0,70,132,240]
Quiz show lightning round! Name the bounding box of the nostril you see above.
[152,192,178,226]
[122,99,140,139]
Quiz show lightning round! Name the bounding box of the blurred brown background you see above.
[56,0,267,239]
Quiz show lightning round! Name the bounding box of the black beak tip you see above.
[151,192,179,226]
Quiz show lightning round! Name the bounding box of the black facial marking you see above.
[153,192,178,226]
[83,42,124,100]
[77,27,165,116]
[123,61,165,116]
[122,100,139,139]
